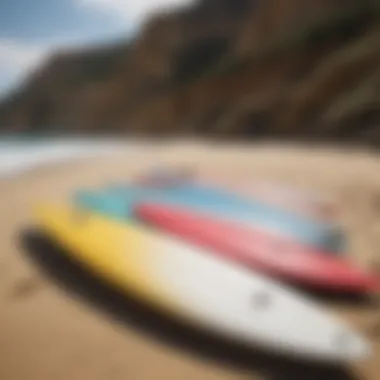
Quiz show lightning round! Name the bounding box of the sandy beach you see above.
[1,141,380,380]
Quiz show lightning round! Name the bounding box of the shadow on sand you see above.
[19,228,363,380]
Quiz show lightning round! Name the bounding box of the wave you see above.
[0,137,127,178]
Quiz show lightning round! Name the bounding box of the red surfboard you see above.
[135,203,379,293]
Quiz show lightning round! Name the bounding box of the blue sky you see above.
[0,0,194,96]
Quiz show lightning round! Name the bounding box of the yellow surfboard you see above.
[33,204,370,363]
[35,205,176,311]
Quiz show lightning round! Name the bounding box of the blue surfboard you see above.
[73,184,346,254]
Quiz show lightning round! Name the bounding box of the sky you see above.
[0,0,195,97]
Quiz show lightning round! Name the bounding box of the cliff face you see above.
[0,0,379,145]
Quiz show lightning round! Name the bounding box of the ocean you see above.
[0,136,128,179]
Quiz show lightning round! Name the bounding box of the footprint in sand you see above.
[9,276,45,300]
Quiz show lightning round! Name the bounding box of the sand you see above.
[1,141,380,380]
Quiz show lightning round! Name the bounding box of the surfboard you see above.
[206,179,338,222]
[106,183,339,233]
[34,204,370,363]
[134,168,337,221]
[73,187,346,254]
[136,203,378,293]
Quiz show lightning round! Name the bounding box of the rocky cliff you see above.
[0,0,379,145]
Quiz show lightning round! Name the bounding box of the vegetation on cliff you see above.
[0,0,379,145]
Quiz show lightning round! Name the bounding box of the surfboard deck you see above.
[74,186,345,254]
[34,204,370,363]
[206,180,337,222]
[136,203,378,293]
[134,168,337,221]
[105,183,340,235]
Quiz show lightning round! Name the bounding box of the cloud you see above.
[0,39,51,95]
[0,35,97,95]
[0,39,48,75]
[78,0,195,23]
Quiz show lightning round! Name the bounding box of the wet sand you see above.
[1,141,380,380]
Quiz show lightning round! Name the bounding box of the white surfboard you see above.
[35,205,370,364]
